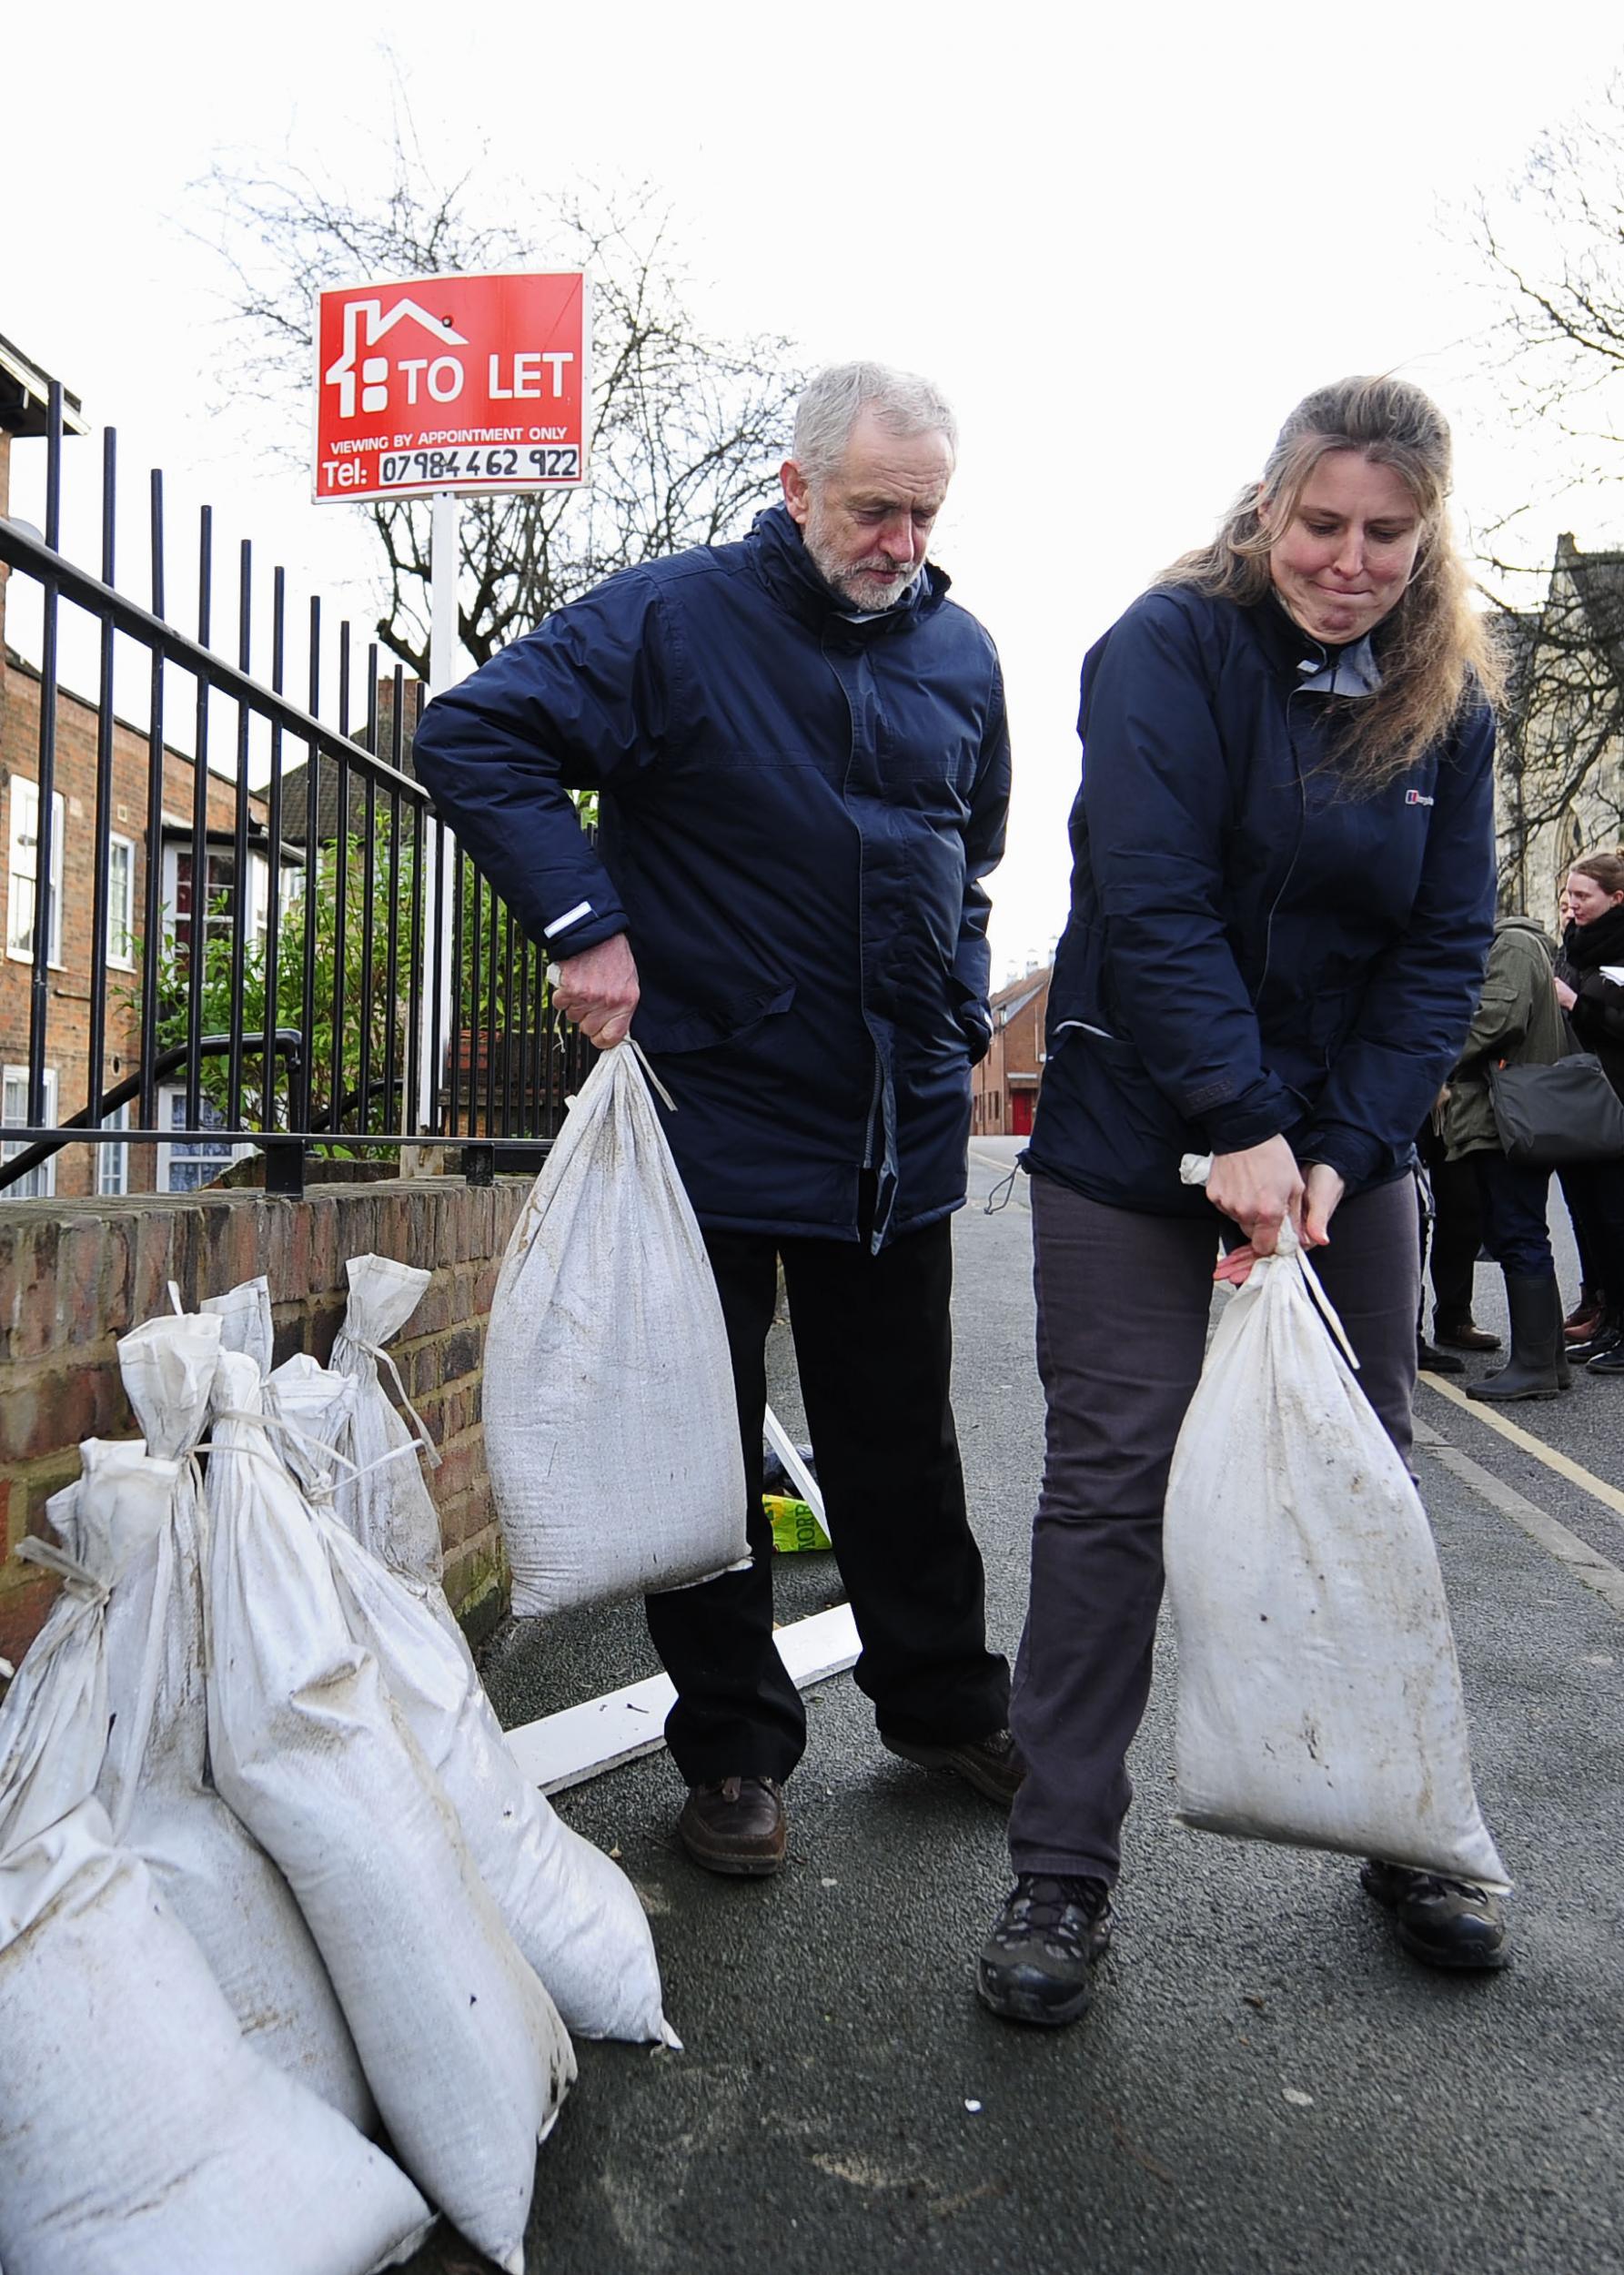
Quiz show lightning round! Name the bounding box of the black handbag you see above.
[1488,1052,1624,1166]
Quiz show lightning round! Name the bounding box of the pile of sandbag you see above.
[0,1255,681,2275]
[0,1440,429,2275]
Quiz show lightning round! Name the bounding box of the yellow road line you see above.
[1426,1439,1624,1620]
[1419,1370,1624,1529]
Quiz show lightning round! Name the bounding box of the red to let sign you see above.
[313,270,590,503]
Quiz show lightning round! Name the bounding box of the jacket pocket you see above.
[633,983,796,1056]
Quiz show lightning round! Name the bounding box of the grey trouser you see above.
[1008,1168,1420,1883]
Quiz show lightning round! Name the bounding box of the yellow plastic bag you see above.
[764,1495,832,1554]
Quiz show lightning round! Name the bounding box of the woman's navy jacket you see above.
[411,505,1009,1249]
[1026,584,1497,1217]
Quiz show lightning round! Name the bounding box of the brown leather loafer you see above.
[1432,1316,1501,1353]
[677,1775,787,1876]
[881,1727,1027,1806]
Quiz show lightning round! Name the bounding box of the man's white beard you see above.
[801,511,923,612]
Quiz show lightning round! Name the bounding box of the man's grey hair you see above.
[791,361,958,482]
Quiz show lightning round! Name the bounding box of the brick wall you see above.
[0,1174,529,1671]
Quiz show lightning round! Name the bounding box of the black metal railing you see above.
[0,383,591,1200]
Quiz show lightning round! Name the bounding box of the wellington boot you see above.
[1467,1274,1569,1401]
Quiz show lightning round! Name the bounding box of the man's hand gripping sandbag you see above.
[483,1040,749,1617]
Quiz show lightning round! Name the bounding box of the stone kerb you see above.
[0,1176,529,1669]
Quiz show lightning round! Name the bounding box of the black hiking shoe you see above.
[1359,1858,1509,1971]
[883,1727,1027,1806]
[977,1873,1114,2026]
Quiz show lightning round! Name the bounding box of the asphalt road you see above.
[406,1152,1624,2275]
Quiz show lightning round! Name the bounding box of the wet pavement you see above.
[404,1153,1624,2275]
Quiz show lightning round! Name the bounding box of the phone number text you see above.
[376,445,581,487]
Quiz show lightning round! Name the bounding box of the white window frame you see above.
[248,850,270,942]
[156,1085,257,1194]
[106,834,136,971]
[2,1065,59,1199]
[161,842,273,961]
[96,1099,131,1197]
[6,780,66,967]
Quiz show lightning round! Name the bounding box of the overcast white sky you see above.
[6,1,1624,976]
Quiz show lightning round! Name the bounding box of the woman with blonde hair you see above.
[979,376,1508,2028]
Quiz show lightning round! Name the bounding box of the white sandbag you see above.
[483,1041,749,1616]
[268,1351,680,2048]
[99,1312,376,2131]
[1164,1219,1508,1889]
[0,1444,429,2275]
[201,1271,275,1372]
[329,1253,446,1588]
[204,1350,574,2274]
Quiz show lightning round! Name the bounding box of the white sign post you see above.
[409,490,464,1169]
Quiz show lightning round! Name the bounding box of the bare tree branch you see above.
[1454,76,1624,908]
[191,117,803,670]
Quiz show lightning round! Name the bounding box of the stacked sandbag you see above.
[329,1253,447,1592]
[482,1042,750,1614]
[269,1338,680,2048]
[201,1271,276,1370]
[0,1440,430,2275]
[204,1349,575,2275]
[96,1312,376,2131]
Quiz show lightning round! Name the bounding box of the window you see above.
[2,1066,58,1199]
[6,780,65,966]
[107,835,136,969]
[156,1087,253,1194]
[167,844,235,966]
[164,844,272,966]
[96,1100,131,1197]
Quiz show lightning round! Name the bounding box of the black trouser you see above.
[1470,1150,1555,1278]
[1008,1171,1418,1884]
[1416,1127,1484,1324]
[1560,1164,1624,1304]
[1558,1169,1602,1296]
[644,1215,1011,1786]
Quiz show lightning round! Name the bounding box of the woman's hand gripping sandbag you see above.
[1164,1153,1507,1890]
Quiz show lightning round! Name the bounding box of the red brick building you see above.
[1,336,287,1198]
[971,963,1051,1138]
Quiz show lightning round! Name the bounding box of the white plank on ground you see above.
[763,1402,828,1532]
[504,1601,861,1795]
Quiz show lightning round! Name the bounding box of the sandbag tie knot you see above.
[351,1340,443,1471]
[15,1535,110,1605]
[628,1037,677,1113]
[208,1409,422,1502]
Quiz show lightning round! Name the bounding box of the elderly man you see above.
[413,361,1016,1876]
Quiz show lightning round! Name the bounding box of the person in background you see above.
[1415,1150,1466,1374]
[978,374,1506,2032]
[1437,915,1569,1401]
[1417,1117,1498,1361]
[1555,852,1624,1374]
[1555,875,1606,1345]
[414,362,1019,1880]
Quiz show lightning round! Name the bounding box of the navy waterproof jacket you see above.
[1026,583,1497,1217]
[412,504,1010,1248]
